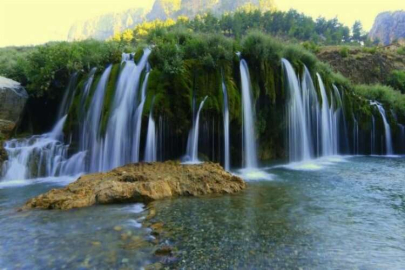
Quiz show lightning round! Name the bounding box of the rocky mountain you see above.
[68,0,275,41]
[147,0,275,21]
[369,10,405,45]
[68,8,148,41]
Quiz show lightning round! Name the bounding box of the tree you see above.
[352,21,364,43]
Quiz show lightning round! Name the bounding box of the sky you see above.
[0,0,403,48]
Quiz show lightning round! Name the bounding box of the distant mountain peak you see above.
[369,10,405,45]
[67,0,276,41]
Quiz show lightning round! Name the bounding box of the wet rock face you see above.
[23,161,246,210]
[369,11,405,45]
[0,76,28,139]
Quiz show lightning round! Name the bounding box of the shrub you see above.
[386,70,405,94]
[339,46,349,58]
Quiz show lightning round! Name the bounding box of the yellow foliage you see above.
[134,19,176,37]
[121,29,134,42]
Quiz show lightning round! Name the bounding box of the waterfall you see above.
[82,65,112,172]
[78,68,97,150]
[132,70,150,162]
[222,78,230,170]
[371,102,393,155]
[240,60,258,168]
[302,66,321,157]
[352,115,359,155]
[185,96,208,163]
[1,116,85,180]
[144,99,157,162]
[57,73,78,120]
[100,49,151,171]
[399,124,405,154]
[282,59,312,162]
[371,115,376,155]
[317,74,339,156]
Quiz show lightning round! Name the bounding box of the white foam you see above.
[236,168,274,181]
[279,155,348,171]
[0,175,78,189]
[122,203,144,214]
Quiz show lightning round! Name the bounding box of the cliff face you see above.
[68,8,148,41]
[148,0,275,20]
[68,0,275,40]
[369,11,405,45]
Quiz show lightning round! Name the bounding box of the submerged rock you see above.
[22,161,245,210]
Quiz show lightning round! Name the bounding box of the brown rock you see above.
[22,161,245,210]
[154,245,172,256]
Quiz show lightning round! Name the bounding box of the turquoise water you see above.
[1,156,404,269]
[150,156,405,269]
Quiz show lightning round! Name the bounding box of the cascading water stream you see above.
[240,59,258,168]
[185,96,208,163]
[82,65,112,172]
[1,116,85,180]
[57,73,79,120]
[100,49,151,171]
[371,115,376,155]
[317,73,338,156]
[353,115,359,155]
[302,66,321,157]
[78,68,97,149]
[132,69,151,162]
[144,99,157,162]
[221,77,230,171]
[282,59,312,162]
[399,124,405,154]
[371,101,393,155]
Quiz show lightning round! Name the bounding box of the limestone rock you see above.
[22,161,245,210]
[369,11,405,45]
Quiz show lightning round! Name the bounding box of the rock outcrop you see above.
[22,162,245,210]
[369,11,405,45]
[0,76,28,139]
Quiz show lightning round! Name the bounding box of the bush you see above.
[397,47,405,55]
[339,46,349,58]
[386,70,405,94]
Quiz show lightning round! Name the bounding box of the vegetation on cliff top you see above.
[0,8,404,139]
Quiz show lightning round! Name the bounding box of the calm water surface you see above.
[0,156,404,269]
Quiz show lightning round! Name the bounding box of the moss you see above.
[134,47,144,64]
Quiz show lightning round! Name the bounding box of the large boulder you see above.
[0,76,28,139]
[22,161,246,210]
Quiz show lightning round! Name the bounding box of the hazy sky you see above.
[0,0,403,47]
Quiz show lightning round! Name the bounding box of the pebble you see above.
[114,226,123,231]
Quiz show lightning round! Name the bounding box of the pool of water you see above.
[149,156,405,269]
[0,156,404,269]
[0,177,156,269]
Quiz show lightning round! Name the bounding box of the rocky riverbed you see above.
[22,161,245,210]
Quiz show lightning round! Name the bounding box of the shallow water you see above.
[150,156,405,269]
[0,177,155,269]
[0,156,404,269]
